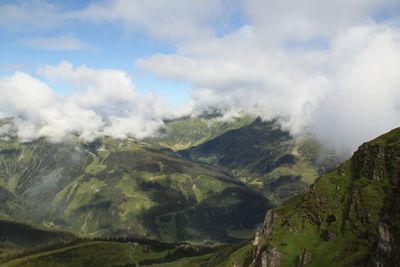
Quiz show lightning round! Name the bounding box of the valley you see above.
[0,115,334,266]
[1,1,398,266]
[0,116,399,266]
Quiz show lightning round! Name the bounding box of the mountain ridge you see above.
[0,118,273,243]
[252,127,400,267]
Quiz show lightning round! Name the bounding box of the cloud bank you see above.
[1,0,400,153]
[0,61,186,142]
[138,23,400,153]
[136,0,400,153]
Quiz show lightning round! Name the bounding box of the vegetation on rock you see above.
[253,127,400,267]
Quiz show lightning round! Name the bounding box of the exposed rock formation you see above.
[252,128,400,267]
[253,210,279,266]
[296,249,312,267]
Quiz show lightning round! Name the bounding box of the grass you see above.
[148,115,254,151]
[116,174,156,216]
[255,127,400,267]
[0,219,77,264]
[367,127,400,145]
[1,241,171,267]
[84,162,107,176]
[1,239,225,267]
[63,178,106,218]
[0,116,274,244]
[155,213,177,242]
[7,176,20,194]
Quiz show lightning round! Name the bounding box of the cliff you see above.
[253,128,400,267]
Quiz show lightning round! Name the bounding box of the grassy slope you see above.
[0,219,77,264]
[180,118,327,204]
[1,239,255,267]
[254,127,400,267]
[0,218,239,267]
[147,115,254,151]
[2,241,171,267]
[0,131,271,243]
[0,187,25,220]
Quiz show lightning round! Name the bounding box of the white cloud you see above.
[19,36,94,51]
[308,24,400,152]
[0,62,188,142]
[0,71,104,142]
[39,61,138,109]
[0,0,239,41]
[65,0,241,41]
[2,0,400,153]
[0,124,14,137]
[243,0,399,43]
[0,0,63,30]
[138,22,400,153]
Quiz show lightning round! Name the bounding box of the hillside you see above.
[1,237,252,267]
[147,115,254,151]
[0,218,231,267]
[0,115,337,243]
[0,219,77,263]
[0,124,271,242]
[180,118,338,203]
[252,127,400,267]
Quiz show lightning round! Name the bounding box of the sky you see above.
[0,0,400,153]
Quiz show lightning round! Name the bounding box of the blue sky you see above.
[1,0,400,151]
[0,0,251,106]
[0,0,200,106]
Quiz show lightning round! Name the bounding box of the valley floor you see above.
[1,239,253,267]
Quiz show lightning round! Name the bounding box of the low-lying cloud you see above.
[138,23,400,153]
[0,61,186,142]
[1,0,400,153]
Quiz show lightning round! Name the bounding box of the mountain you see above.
[146,115,254,151]
[2,237,246,267]
[252,127,400,267]
[0,217,252,267]
[180,118,338,203]
[0,114,343,266]
[1,223,253,267]
[0,219,77,263]
[0,115,338,243]
[0,218,228,267]
[0,119,271,243]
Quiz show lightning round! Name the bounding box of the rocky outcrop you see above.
[296,249,312,267]
[253,210,279,267]
[251,128,400,267]
[260,247,281,267]
[352,135,400,266]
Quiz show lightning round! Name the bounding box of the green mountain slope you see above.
[0,188,25,219]
[0,219,226,267]
[2,237,251,267]
[180,118,336,204]
[0,132,271,242]
[147,115,254,151]
[0,219,77,263]
[252,127,400,267]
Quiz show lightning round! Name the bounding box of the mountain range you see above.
[1,114,395,266]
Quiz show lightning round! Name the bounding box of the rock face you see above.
[253,210,279,266]
[296,249,312,267]
[260,247,281,267]
[252,128,400,267]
